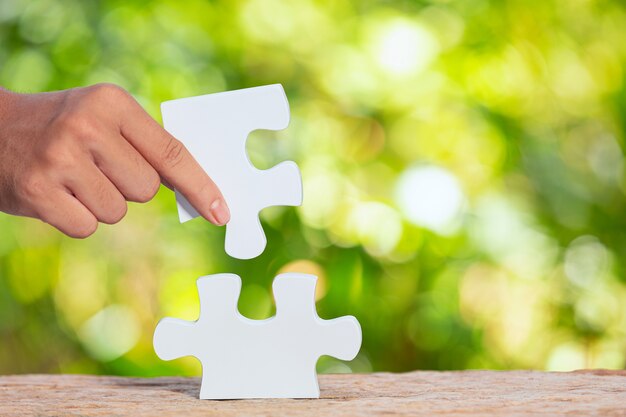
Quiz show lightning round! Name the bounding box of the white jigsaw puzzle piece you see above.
[161,85,302,259]
[153,273,362,399]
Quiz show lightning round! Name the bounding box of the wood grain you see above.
[1,370,625,416]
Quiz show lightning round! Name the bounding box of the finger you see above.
[37,189,98,239]
[63,162,128,225]
[89,132,161,203]
[117,97,230,226]
[160,175,174,191]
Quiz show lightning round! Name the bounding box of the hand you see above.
[0,83,230,238]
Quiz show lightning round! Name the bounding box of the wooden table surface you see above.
[1,370,625,416]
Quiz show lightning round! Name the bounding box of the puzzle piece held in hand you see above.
[153,273,362,399]
[161,85,302,259]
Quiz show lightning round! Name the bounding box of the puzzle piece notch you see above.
[153,273,362,399]
[161,85,302,260]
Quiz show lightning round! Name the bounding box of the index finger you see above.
[116,91,230,226]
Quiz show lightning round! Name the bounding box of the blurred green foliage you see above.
[1,0,626,376]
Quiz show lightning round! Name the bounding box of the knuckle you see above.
[161,137,186,169]
[36,140,77,170]
[133,173,160,203]
[100,198,127,225]
[46,113,100,159]
[88,83,128,102]
[18,172,47,201]
[55,109,98,141]
[68,217,98,239]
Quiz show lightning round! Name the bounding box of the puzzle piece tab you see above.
[153,273,362,399]
[161,85,302,259]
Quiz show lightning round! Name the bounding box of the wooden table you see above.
[1,370,625,416]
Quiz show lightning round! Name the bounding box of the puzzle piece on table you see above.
[153,273,362,399]
[161,85,302,260]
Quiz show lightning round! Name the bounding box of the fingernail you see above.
[209,199,230,226]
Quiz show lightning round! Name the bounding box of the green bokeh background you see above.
[1,0,626,376]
